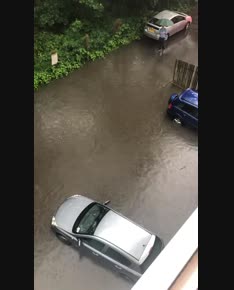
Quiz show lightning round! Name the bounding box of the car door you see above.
[175,102,197,127]
[81,237,106,262]
[183,104,198,128]
[170,16,186,35]
[169,16,180,35]
[176,15,187,32]
[102,246,141,280]
[173,101,186,121]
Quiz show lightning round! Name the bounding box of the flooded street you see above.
[34,8,197,290]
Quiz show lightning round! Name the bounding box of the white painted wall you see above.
[132,208,198,290]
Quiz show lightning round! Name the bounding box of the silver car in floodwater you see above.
[144,10,192,40]
[51,195,164,281]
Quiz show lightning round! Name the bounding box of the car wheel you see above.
[173,117,183,126]
[56,233,71,245]
[185,22,190,30]
[167,112,174,120]
[119,273,135,283]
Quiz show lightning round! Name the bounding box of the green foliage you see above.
[169,0,193,13]
[34,0,196,90]
[67,20,83,33]
[79,0,104,12]
[34,1,196,30]
[34,0,74,29]
[113,18,123,33]
[34,17,144,90]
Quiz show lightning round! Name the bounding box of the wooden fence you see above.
[172,59,198,90]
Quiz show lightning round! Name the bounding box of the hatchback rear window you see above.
[149,18,173,27]
[149,18,160,25]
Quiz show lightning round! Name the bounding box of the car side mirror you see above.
[103,200,110,206]
[169,93,178,103]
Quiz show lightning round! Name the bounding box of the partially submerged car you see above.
[51,195,164,281]
[144,10,192,40]
[167,88,198,129]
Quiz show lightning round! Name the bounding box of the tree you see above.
[34,0,104,30]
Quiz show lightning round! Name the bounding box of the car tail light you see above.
[186,16,192,23]
[168,103,172,109]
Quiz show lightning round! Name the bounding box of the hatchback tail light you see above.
[168,103,172,109]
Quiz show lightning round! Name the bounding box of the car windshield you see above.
[75,203,109,235]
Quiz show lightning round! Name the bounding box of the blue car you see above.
[167,88,198,129]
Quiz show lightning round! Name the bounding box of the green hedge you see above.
[34,17,145,90]
[34,1,196,90]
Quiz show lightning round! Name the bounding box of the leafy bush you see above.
[34,0,74,29]
[34,0,196,90]
[34,17,144,90]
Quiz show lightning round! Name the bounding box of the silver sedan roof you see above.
[154,10,180,20]
[94,210,152,261]
[54,195,154,262]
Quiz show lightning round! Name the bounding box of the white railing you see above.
[132,208,198,290]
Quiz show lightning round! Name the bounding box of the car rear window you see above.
[149,18,172,27]
[149,18,160,25]
[171,16,185,24]
[176,16,185,22]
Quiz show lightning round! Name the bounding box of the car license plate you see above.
[148,27,155,33]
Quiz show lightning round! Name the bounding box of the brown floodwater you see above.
[34,8,197,290]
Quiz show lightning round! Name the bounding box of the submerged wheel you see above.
[174,117,183,126]
[185,22,191,30]
[56,233,71,245]
[119,273,136,283]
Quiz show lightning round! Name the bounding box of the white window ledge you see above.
[132,208,198,290]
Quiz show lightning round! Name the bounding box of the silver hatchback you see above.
[144,10,192,40]
[51,195,164,281]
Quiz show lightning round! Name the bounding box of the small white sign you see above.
[51,52,58,65]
